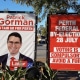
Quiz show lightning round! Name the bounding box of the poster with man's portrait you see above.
[0,11,36,60]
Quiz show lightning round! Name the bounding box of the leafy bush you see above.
[2,66,27,80]
[0,62,58,80]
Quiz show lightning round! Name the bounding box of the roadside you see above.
[36,44,46,62]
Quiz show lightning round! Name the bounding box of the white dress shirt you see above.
[6,52,20,67]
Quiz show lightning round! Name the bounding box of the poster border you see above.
[47,13,80,71]
[0,11,37,61]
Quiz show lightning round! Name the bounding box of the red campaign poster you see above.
[49,14,80,70]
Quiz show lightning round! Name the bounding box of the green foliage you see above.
[12,0,79,20]
[2,66,27,80]
[41,63,58,80]
[39,26,47,37]
[0,63,58,80]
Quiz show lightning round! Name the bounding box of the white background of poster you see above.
[0,12,36,60]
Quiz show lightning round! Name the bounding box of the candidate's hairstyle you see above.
[7,32,22,43]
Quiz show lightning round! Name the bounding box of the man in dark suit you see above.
[0,32,33,70]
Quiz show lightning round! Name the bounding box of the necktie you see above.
[10,57,15,70]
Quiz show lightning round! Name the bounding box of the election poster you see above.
[0,11,36,60]
[48,14,80,70]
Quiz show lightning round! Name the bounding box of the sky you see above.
[0,0,33,11]
[0,0,45,28]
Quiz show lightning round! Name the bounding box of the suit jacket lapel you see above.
[19,53,26,60]
[3,54,8,64]
[2,54,8,69]
[19,53,23,60]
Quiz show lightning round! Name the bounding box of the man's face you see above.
[7,36,22,55]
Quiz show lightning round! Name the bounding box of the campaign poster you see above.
[0,11,36,60]
[48,14,80,70]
